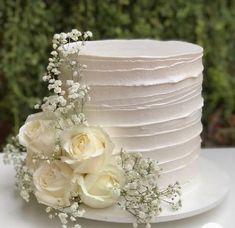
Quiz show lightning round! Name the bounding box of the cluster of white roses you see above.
[14,29,125,226]
[18,111,125,209]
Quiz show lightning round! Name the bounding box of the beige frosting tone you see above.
[61,39,204,188]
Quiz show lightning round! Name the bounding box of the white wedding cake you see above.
[62,39,203,188]
[3,31,229,227]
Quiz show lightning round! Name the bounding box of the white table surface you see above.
[0,148,234,228]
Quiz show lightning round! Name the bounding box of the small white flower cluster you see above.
[16,165,33,202]
[56,113,88,130]
[35,29,92,128]
[67,80,90,100]
[46,202,85,228]
[52,30,92,50]
[3,137,33,202]
[119,151,182,228]
[3,136,25,166]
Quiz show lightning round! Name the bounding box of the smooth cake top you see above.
[69,39,203,59]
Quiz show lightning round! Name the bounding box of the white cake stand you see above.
[82,158,230,223]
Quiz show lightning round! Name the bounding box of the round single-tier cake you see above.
[61,39,204,188]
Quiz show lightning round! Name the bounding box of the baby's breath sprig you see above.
[119,150,182,228]
[158,182,182,210]
[15,164,33,202]
[3,136,33,202]
[3,136,26,166]
[35,29,92,128]
[45,202,85,228]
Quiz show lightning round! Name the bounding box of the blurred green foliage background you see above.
[0,0,235,149]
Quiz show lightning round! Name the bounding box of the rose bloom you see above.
[18,112,56,171]
[60,126,114,173]
[33,161,73,208]
[77,162,125,208]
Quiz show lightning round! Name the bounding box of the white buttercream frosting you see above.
[61,39,203,188]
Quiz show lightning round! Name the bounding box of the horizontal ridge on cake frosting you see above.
[78,54,203,71]
[88,75,203,101]
[61,39,204,188]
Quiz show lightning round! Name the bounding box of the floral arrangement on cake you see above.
[3,29,182,228]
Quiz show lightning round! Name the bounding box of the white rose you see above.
[19,112,56,169]
[60,126,114,173]
[77,162,125,208]
[33,161,73,208]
